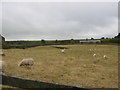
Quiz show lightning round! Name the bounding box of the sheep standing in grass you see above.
[18,58,34,69]
[61,49,65,53]
[93,54,96,57]
[0,52,5,56]
[0,61,7,74]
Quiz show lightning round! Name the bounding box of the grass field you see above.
[2,44,118,88]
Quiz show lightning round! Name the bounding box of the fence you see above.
[1,74,91,89]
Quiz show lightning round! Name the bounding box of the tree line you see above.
[1,33,120,49]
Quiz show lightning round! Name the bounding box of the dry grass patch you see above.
[2,44,118,88]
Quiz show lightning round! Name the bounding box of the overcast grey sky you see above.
[2,2,118,41]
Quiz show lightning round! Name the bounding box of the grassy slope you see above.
[2,44,118,88]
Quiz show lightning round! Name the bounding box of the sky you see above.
[1,1,118,41]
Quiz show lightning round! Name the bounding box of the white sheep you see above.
[0,61,7,74]
[93,54,96,57]
[103,55,108,59]
[89,49,92,51]
[0,52,5,56]
[61,49,65,53]
[83,64,86,68]
[89,49,96,51]
[18,58,34,69]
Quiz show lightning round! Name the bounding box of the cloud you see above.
[0,3,2,34]
[2,2,118,40]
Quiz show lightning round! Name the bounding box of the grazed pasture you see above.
[2,44,118,88]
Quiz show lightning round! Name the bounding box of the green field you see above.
[2,44,118,88]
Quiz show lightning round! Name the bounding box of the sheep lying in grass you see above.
[0,61,7,74]
[93,54,96,57]
[18,58,34,69]
[89,49,92,51]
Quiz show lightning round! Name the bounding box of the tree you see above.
[70,39,74,44]
[55,40,58,44]
[101,37,105,39]
[41,39,46,46]
[86,38,88,41]
[91,38,94,40]
[114,33,120,38]
[106,37,109,39]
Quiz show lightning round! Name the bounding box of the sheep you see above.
[61,49,65,53]
[0,52,5,56]
[103,55,108,59]
[83,64,86,68]
[89,49,96,51]
[93,54,96,57]
[18,58,34,69]
[0,61,7,74]
[89,49,92,51]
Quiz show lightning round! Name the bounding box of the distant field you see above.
[2,44,118,88]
